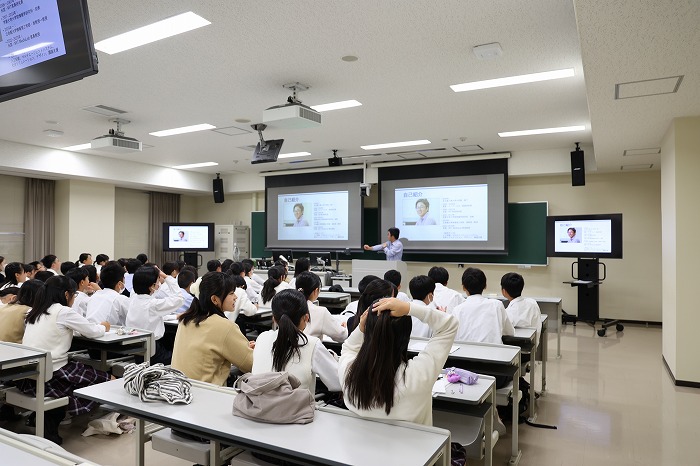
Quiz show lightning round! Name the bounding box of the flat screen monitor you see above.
[0,0,98,103]
[251,139,284,164]
[546,213,622,258]
[163,223,215,252]
[265,169,364,251]
[309,251,332,269]
[379,158,508,254]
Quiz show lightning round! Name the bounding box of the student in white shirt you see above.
[122,258,142,295]
[94,254,109,274]
[259,265,288,306]
[225,275,258,322]
[175,269,196,314]
[384,269,411,302]
[253,289,341,393]
[451,267,514,345]
[40,255,61,276]
[21,276,111,444]
[125,265,183,365]
[340,296,458,426]
[65,267,100,317]
[229,262,260,304]
[0,262,26,290]
[501,272,542,345]
[288,257,311,289]
[242,260,264,293]
[75,252,92,268]
[86,263,130,325]
[428,266,465,312]
[408,275,441,338]
[296,271,348,343]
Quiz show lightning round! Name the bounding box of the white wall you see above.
[0,174,26,261]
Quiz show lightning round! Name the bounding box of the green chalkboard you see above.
[251,202,547,265]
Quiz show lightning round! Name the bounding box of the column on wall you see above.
[55,180,116,265]
[661,116,700,385]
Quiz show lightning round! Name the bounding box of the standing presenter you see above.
[364,227,403,261]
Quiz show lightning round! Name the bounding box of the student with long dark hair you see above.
[225,275,258,322]
[21,276,111,444]
[340,295,458,426]
[0,262,26,290]
[288,257,310,289]
[346,278,393,334]
[259,265,287,305]
[171,272,254,385]
[76,253,92,267]
[252,289,340,392]
[0,279,42,343]
[296,271,347,342]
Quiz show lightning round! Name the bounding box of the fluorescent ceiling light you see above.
[310,100,362,112]
[95,12,211,55]
[278,152,311,159]
[150,124,215,137]
[451,68,575,92]
[498,125,585,138]
[361,140,431,150]
[172,162,219,169]
[2,42,52,58]
[63,143,91,151]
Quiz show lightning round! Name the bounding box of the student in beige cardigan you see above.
[171,272,254,386]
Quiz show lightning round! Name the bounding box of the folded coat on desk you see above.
[232,372,315,424]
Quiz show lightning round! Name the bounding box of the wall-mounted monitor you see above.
[251,139,284,164]
[379,158,508,254]
[265,169,363,251]
[0,0,98,103]
[163,223,215,252]
[546,213,622,259]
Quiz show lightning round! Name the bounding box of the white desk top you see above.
[409,338,520,365]
[0,342,45,366]
[76,379,448,466]
[73,329,151,345]
[433,374,495,406]
[512,327,536,340]
[0,427,95,465]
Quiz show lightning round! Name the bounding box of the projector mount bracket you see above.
[282,81,310,105]
[108,118,130,137]
[251,123,268,146]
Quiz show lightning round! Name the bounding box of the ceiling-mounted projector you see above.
[91,118,142,152]
[262,82,321,129]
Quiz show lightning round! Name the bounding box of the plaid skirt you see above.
[17,360,110,416]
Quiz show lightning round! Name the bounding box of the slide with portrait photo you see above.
[277,191,349,241]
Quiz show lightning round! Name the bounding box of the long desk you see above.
[75,379,450,466]
[0,426,97,465]
[70,329,153,372]
[0,342,49,437]
[411,338,522,466]
[502,326,540,421]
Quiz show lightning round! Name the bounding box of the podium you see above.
[351,259,408,288]
[563,258,624,337]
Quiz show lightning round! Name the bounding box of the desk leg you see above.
[509,361,522,466]
[541,328,548,394]
[135,419,145,466]
[210,439,221,466]
[484,386,494,466]
[556,302,562,358]
[35,356,46,437]
[528,349,536,422]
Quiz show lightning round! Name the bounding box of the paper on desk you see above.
[409,341,459,354]
[432,377,447,394]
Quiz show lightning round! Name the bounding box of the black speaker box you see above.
[328,156,343,167]
[571,149,585,186]
[213,177,224,203]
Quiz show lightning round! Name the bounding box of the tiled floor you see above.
[3,323,699,465]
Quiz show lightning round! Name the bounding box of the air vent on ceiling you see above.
[212,126,252,136]
[615,76,683,100]
[454,144,484,152]
[82,105,128,116]
[621,164,654,171]
[623,147,661,156]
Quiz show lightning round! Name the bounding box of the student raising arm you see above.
[340,296,458,426]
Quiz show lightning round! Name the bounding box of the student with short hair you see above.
[207,259,222,272]
[384,269,411,302]
[41,255,61,276]
[171,272,253,385]
[253,289,341,392]
[341,274,380,319]
[428,266,465,312]
[126,265,183,365]
[451,267,514,345]
[340,296,458,426]
[161,261,180,277]
[0,279,42,343]
[175,269,196,314]
[228,262,259,304]
[225,275,258,322]
[86,263,130,326]
[288,257,310,289]
[34,271,54,282]
[76,253,92,267]
[65,267,99,317]
[94,254,109,274]
[21,276,111,444]
[0,262,26,290]
[221,259,234,274]
[24,263,37,280]
[123,259,142,295]
[0,287,19,305]
[408,275,439,338]
[242,260,263,293]
[501,272,542,342]
[136,253,148,264]
[297,271,348,342]
[60,262,76,276]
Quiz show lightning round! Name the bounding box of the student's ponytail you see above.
[270,289,309,371]
[261,266,284,304]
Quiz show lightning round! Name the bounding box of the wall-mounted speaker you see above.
[213,174,224,203]
[571,145,585,186]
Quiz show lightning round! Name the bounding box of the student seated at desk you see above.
[65,267,100,318]
[242,259,264,293]
[86,263,129,326]
[501,272,542,340]
[428,266,465,313]
[342,275,381,331]
[225,275,258,321]
[288,257,310,289]
[252,289,340,393]
[340,297,458,426]
[20,276,111,444]
[0,286,20,306]
[175,269,196,314]
[0,262,26,290]
[259,265,290,306]
[384,269,411,302]
[408,275,443,338]
[229,262,260,304]
[0,279,42,343]
[171,272,253,385]
[297,271,348,343]
[125,265,183,365]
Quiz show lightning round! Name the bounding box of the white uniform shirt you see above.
[506,296,542,341]
[125,276,183,346]
[86,288,130,325]
[432,283,465,312]
[450,294,515,344]
[303,301,347,342]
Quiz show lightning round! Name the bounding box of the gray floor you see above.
[3,323,699,465]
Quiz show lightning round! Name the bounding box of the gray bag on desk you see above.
[232,372,315,424]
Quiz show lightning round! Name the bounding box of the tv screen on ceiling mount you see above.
[0,0,98,103]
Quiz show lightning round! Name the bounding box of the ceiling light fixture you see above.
[172,162,219,169]
[278,152,311,159]
[451,68,575,92]
[63,143,91,151]
[149,124,215,137]
[498,125,585,138]
[310,100,362,112]
[94,12,211,55]
[361,140,431,150]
